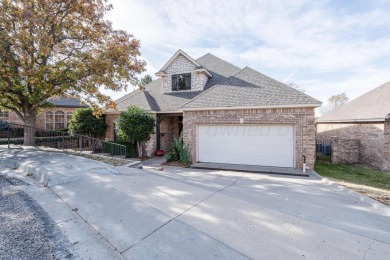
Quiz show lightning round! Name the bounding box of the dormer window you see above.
[172,73,191,91]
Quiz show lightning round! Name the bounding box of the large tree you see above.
[0,0,145,145]
[137,74,153,91]
[320,92,349,115]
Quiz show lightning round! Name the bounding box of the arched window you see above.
[0,110,9,121]
[55,111,65,129]
[45,111,53,130]
[66,112,73,128]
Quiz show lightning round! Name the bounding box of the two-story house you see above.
[105,50,321,169]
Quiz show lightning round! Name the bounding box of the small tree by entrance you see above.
[116,106,155,157]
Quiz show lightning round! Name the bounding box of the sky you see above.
[104,0,390,106]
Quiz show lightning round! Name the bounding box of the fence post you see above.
[62,133,65,151]
[7,125,10,149]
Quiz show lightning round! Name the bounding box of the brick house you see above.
[105,50,321,169]
[0,97,88,130]
[317,82,390,171]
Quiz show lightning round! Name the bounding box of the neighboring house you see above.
[0,97,88,130]
[317,82,390,171]
[106,50,321,169]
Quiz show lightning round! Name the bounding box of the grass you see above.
[315,159,390,191]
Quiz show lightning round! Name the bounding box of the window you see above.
[0,110,9,121]
[172,73,191,91]
[45,111,53,130]
[66,112,72,128]
[54,111,65,129]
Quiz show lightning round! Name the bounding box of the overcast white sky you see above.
[103,0,390,105]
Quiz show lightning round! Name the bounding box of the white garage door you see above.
[198,124,295,167]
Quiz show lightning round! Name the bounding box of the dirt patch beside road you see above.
[0,175,74,259]
[336,181,390,206]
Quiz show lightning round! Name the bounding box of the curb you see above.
[315,172,390,211]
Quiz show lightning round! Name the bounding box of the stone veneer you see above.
[317,122,389,171]
[183,107,316,169]
[161,54,208,93]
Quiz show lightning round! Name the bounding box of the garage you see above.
[197,124,295,168]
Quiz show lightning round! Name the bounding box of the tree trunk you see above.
[23,112,36,146]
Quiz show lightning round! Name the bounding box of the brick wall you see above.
[6,107,81,129]
[317,122,387,170]
[331,137,360,164]
[183,107,316,169]
[161,54,207,93]
[384,120,390,171]
[160,116,180,152]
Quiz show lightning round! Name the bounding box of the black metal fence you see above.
[316,139,332,155]
[0,122,126,158]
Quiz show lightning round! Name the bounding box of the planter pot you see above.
[155,150,164,157]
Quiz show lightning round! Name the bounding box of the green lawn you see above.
[315,161,390,191]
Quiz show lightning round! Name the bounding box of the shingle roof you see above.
[317,81,390,122]
[114,79,202,112]
[113,51,320,113]
[182,67,321,109]
[113,53,241,112]
[195,53,241,90]
[48,97,88,107]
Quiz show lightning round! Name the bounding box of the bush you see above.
[166,134,191,165]
[0,121,9,131]
[68,108,107,138]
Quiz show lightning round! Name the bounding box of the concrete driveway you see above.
[1,149,389,259]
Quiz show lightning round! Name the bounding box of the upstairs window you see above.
[172,73,191,91]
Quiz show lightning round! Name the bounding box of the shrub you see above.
[0,121,9,131]
[68,108,108,138]
[166,133,191,165]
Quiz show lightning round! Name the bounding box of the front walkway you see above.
[1,149,389,259]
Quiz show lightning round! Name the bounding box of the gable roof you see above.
[113,50,321,113]
[48,97,88,108]
[113,53,241,112]
[156,49,201,74]
[317,81,390,122]
[181,67,321,109]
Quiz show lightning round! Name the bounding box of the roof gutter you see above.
[316,118,386,123]
[181,103,322,111]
